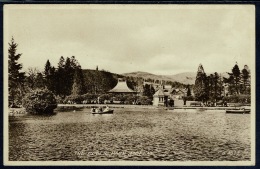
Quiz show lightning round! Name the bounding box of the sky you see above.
[4,5,255,75]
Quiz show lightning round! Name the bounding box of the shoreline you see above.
[57,104,251,111]
[8,104,251,116]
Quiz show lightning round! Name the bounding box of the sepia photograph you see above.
[4,4,255,166]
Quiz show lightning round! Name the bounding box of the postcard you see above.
[4,4,255,166]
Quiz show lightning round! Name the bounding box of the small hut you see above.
[153,88,168,106]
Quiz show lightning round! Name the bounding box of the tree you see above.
[44,60,57,94]
[193,64,208,102]
[44,60,52,77]
[213,72,221,100]
[8,37,25,107]
[25,67,40,89]
[150,86,155,96]
[71,67,85,95]
[64,57,75,95]
[56,56,66,96]
[34,72,46,89]
[232,63,241,94]
[143,84,151,98]
[224,63,241,95]
[187,85,191,96]
[241,66,250,94]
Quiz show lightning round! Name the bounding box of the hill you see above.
[123,71,196,84]
[123,71,229,85]
[122,71,174,82]
[164,72,196,85]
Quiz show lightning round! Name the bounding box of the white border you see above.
[3,4,256,166]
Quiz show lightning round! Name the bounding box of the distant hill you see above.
[122,71,196,84]
[164,72,196,85]
[122,71,174,82]
[122,71,229,85]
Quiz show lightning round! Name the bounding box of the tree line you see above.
[8,37,193,107]
[193,63,250,103]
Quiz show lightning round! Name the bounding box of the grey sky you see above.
[4,5,255,75]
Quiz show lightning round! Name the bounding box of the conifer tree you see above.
[232,63,241,94]
[8,37,25,106]
[64,57,75,95]
[44,60,56,94]
[193,64,208,102]
[187,85,191,96]
[241,65,250,94]
[56,56,66,96]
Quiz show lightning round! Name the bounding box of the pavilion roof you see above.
[108,79,136,93]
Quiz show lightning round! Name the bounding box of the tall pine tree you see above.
[44,60,56,94]
[232,63,241,94]
[193,64,208,102]
[8,37,25,106]
[241,65,250,94]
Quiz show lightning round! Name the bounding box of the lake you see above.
[9,108,251,161]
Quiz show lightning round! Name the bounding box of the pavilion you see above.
[108,78,136,93]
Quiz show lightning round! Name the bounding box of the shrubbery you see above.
[223,94,250,104]
[22,88,57,114]
[136,96,152,105]
[183,96,195,101]
[62,93,154,105]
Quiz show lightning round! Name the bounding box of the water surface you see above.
[9,108,251,161]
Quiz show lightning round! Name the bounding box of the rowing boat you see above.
[91,109,114,114]
[226,109,250,114]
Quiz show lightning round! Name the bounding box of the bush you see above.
[64,94,84,104]
[124,95,138,105]
[82,93,98,100]
[22,88,57,114]
[136,96,152,105]
[223,94,250,104]
[183,96,195,101]
[55,95,65,104]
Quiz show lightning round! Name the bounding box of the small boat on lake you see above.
[226,109,250,114]
[91,109,114,114]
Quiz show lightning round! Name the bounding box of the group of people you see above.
[91,105,110,113]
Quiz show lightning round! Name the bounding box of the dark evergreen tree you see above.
[241,66,250,94]
[187,85,191,96]
[232,63,241,94]
[150,86,155,96]
[44,60,56,94]
[44,60,52,77]
[56,56,66,96]
[223,73,235,95]
[193,64,208,102]
[8,37,25,106]
[64,57,75,95]
[143,84,151,98]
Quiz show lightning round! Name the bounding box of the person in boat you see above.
[92,107,96,113]
[97,107,102,113]
[104,105,110,112]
